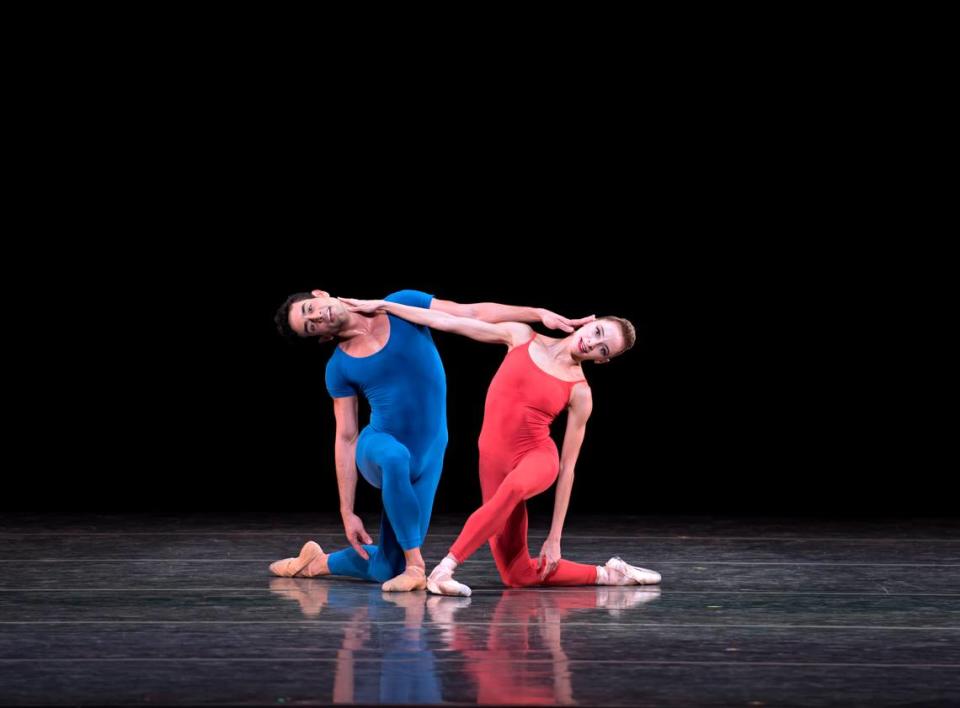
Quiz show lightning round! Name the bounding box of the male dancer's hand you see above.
[540,310,595,333]
[343,513,373,560]
[538,538,562,580]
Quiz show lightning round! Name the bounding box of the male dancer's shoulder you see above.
[384,289,434,309]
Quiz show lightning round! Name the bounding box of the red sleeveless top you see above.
[478,336,582,456]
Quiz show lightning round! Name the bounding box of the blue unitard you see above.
[325,290,448,582]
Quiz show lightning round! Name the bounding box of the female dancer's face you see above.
[570,320,626,363]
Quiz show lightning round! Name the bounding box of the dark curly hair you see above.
[274,292,314,343]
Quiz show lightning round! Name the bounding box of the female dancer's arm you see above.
[341,297,531,347]
[540,384,593,579]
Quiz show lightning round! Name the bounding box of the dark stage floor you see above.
[1,513,958,706]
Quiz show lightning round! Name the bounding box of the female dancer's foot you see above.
[426,555,472,596]
[597,557,661,585]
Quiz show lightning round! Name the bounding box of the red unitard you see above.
[449,337,597,586]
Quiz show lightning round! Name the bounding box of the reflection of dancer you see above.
[268,577,329,617]
[268,581,442,703]
[270,289,591,592]
[432,587,660,705]
[340,299,662,596]
[332,593,442,705]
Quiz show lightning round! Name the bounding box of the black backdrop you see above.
[1,47,948,520]
[7,242,945,517]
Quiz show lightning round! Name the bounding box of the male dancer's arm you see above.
[333,607,370,703]
[432,298,593,333]
[341,299,529,347]
[333,396,373,559]
[540,385,593,580]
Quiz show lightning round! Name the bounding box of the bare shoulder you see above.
[502,322,535,348]
[568,382,593,413]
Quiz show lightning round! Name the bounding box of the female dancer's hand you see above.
[538,537,562,580]
[540,310,595,333]
[339,297,386,314]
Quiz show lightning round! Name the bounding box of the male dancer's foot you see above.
[382,547,428,592]
[269,541,328,578]
[382,565,427,592]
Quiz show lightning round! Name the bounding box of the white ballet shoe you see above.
[426,566,472,597]
[604,557,661,585]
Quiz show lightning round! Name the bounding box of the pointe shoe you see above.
[604,557,661,585]
[426,566,472,597]
[381,565,427,592]
[269,541,324,577]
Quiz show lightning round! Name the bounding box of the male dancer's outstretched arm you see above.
[341,298,529,347]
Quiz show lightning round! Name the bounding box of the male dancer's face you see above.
[288,290,349,341]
